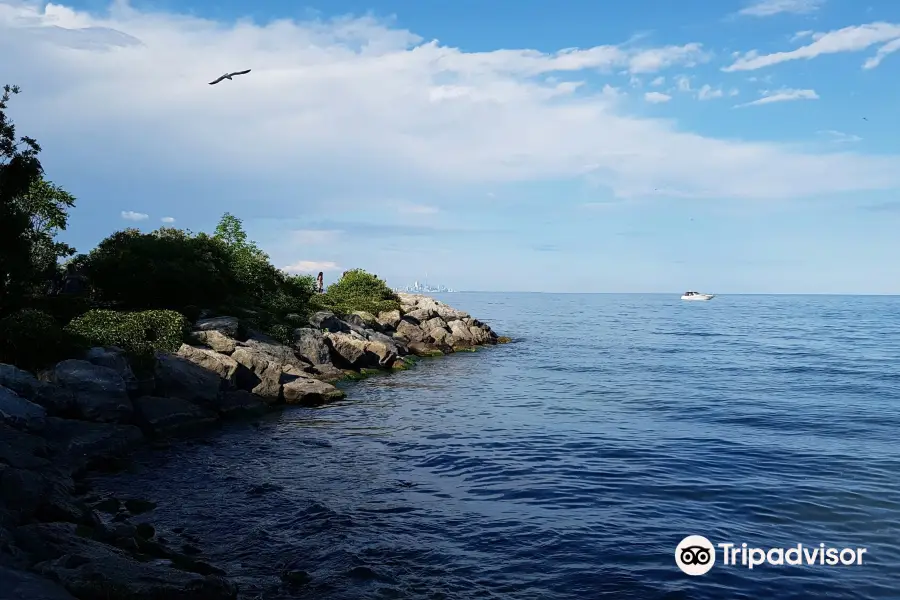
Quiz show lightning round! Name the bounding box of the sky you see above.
[1,0,899,293]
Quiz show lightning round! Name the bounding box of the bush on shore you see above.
[66,309,188,368]
[0,308,74,371]
[317,269,400,316]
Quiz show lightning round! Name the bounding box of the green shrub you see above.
[318,269,400,316]
[0,308,72,370]
[66,309,187,360]
[266,323,292,346]
[81,228,238,311]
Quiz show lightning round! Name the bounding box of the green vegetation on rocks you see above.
[316,268,401,316]
[66,309,188,359]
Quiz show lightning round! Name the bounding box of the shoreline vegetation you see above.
[0,85,509,598]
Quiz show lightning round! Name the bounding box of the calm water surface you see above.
[92,293,900,599]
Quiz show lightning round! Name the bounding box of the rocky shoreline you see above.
[0,293,507,599]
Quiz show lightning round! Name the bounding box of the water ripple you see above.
[90,293,900,599]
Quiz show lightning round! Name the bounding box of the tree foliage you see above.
[317,269,400,316]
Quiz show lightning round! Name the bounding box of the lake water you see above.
[91,293,900,599]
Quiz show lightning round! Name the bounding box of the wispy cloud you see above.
[735,88,819,107]
[644,91,672,103]
[858,201,900,212]
[725,22,900,71]
[817,130,862,143]
[121,210,149,221]
[697,85,724,100]
[160,216,175,223]
[282,260,340,273]
[674,75,692,92]
[650,76,665,86]
[738,0,825,17]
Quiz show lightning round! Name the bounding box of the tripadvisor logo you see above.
[675,536,868,575]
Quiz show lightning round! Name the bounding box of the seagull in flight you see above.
[208,69,251,85]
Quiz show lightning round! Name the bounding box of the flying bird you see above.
[208,69,251,85]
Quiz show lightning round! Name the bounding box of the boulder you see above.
[40,418,143,475]
[434,304,469,322]
[188,330,236,354]
[308,311,349,333]
[281,377,345,405]
[0,565,77,600]
[419,316,447,333]
[308,364,346,382]
[176,345,238,384]
[0,364,74,417]
[324,333,368,367]
[83,347,135,385]
[376,310,401,330]
[394,320,428,344]
[351,311,379,329]
[132,397,218,436]
[40,360,133,424]
[363,339,397,368]
[217,391,269,419]
[154,354,221,406]
[193,316,240,338]
[0,465,88,525]
[427,326,453,348]
[15,523,237,600]
[0,387,46,432]
[404,307,434,323]
[0,423,50,470]
[406,342,444,357]
[291,329,330,365]
[447,320,476,346]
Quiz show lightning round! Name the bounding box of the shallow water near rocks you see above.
[89,293,900,599]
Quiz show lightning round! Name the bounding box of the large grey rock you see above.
[40,360,133,423]
[217,391,269,419]
[0,387,46,432]
[193,316,240,338]
[132,396,218,436]
[0,365,74,416]
[281,377,345,405]
[419,316,447,333]
[83,347,135,384]
[16,523,237,600]
[308,311,349,333]
[434,304,469,322]
[188,330,236,354]
[447,319,476,346]
[0,565,77,599]
[0,423,50,470]
[404,307,435,323]
[176,345,238,384]
[0,464,88,525]
[308,363,346,382]
[41,418,143,474]
[394,320,428,344]
[376,310,401,329]
[292,328,330,365]
[324,332,368,367]
[154,354,221,406]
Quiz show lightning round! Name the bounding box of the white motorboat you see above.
[681,291,715,301]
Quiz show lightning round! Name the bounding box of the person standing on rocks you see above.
[316,272,324,293]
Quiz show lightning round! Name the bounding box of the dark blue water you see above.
[91,293,900,599]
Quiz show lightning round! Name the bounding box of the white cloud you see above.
[862,37,900,69]
[729,88,740,96]
[160,216,175,223]
[674,75,692,92]
[291,229,342,244]
[121,210,149,221]
[282,260,340,273]
[791,30,815,42]
[738,0,825,17]
[818,130,862,143]
[644,91,671,103]
[650,76,665,86]
[736,88,819,107]
[697,85,724,100]
[725,22,900,71]
[1,2,899,204]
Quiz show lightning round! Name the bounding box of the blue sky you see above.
[2,0,900,293]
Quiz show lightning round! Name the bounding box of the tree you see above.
[16,177,77,279]
[213,212,280,303]
[0,85,43,311]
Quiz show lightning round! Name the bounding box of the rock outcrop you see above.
[0,294,505,599]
